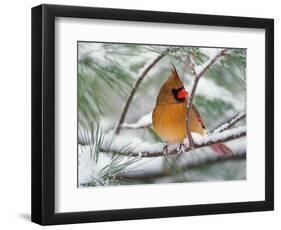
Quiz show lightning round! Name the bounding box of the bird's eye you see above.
[171,87,183,94]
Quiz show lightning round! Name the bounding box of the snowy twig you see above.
[101,127,246,158]
[188,50,197,76]
[121,123,152,129]
[186,49,228,148]
[115,49,169,135]
[212,112,246,133]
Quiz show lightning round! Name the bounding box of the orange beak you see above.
[177,88,189,99]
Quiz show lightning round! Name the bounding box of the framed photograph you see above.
[31,4,274,225]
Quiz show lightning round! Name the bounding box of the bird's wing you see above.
[187,105,233,155]
[189,105,206,129]
[185,104,209,135]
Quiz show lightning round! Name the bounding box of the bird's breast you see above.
[152,103,187,143]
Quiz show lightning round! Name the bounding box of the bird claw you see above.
[177,138,190,153]
[162,145,169,155]
[177,143,185,153]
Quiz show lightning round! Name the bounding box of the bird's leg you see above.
[162,144,169,155]
[177,143,185,153]
[177,138,190,153]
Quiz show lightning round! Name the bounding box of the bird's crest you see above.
[161,66,184,91]
[156,66,186,105]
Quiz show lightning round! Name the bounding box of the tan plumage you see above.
[152,66,232,155]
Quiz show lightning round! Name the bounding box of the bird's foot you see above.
[177,138,190,153]
[177,143,186,153]
[177,143,185,153]
[162,145,169,155]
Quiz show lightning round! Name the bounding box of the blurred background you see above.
[78,42,246,187]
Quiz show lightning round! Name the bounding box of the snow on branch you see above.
[100,126,246,158]
[121,112,152,129]
[212,112,246,133]
[115,49,169,135]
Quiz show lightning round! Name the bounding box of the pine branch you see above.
[100,127,246,158]
[186,49,228,148]
[115,49,169,135]
[78,123,143,187]
[211,112,246,133]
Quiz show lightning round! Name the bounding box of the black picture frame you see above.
[31,4,274,225]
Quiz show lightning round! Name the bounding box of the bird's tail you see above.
[210,143,233,155]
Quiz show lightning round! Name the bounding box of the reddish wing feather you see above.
[210,143,233,155]
[187,105,233,155]
[190,105,206,128]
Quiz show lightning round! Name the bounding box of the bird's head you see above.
[156,66,189,105]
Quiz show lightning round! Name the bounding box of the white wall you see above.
[0,0,279,229]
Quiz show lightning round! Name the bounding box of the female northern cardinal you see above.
[152,66,233,155]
